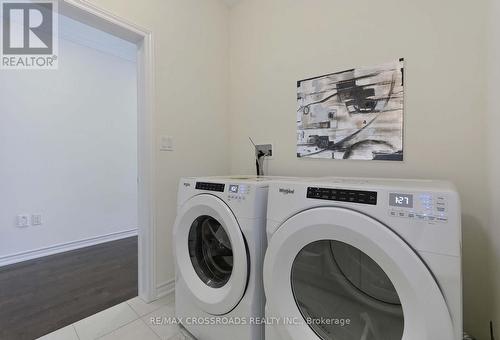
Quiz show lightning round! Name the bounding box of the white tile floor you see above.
[37,294,195,340]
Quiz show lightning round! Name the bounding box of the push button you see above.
[416,214,426,221]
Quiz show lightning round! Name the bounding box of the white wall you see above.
[87,0,231,287]
[0,17,138,260]
[228,0,493,338]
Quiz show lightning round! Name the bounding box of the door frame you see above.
[59,0,157,302]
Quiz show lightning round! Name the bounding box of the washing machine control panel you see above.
[388,192,448,223]
[227,184,250,201]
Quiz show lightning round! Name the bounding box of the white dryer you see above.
[264,177,462,340]
[173,176,278,340]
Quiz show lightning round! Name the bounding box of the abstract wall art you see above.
[297,59,404,161]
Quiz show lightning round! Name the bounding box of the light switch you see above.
[160,136,174,151]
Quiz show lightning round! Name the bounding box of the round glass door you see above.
[188,215,233,288]
[291,240,404,340]
[174,194,249,315]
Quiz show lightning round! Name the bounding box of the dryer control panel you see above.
[307,187,377,205]
[388,192,448,223]
[195,182,225,192]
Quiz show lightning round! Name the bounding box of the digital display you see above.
[229,185,239,193]
[389,193,413,208]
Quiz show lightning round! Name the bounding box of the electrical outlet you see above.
[31,214,42,226]
[16,215,29,228]
[256,144,273,159]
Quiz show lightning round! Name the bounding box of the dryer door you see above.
[264,207,455,340]
[174,194,248,315]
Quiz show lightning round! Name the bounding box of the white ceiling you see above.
[223,0,242,7]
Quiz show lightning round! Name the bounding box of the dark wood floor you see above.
[0,236,138,340]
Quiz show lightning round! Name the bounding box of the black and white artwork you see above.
[297,59,404,160]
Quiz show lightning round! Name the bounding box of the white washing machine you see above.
[264,177,462,340]
[173,176,280,340]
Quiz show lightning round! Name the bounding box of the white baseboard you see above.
[0,228,138,267]
[156,279,175,299]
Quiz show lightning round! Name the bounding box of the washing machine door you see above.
[264,207,454,340]
[174,194,248,315]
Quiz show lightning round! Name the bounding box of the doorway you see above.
[59,0,156,303]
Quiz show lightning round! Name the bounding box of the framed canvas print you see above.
[297,59,404,161]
